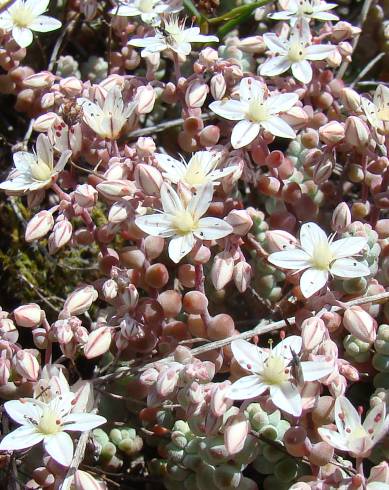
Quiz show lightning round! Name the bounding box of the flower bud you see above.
[23,71,55,88]
[74,326,89,344]
[156,367,179,397]
[301,317,326,351]
[96,180,137,200]
[238,35,266,53]
[283,427,312,457]
[224,413,249,455]
[313,157,334,185]
[14,350,39,381]
[340,87,361,112]
[74,184,98,208]
[32,327,48,349]
[308,442,334,466]
[344,116,370,150]
[199,125,220,146]
[319,121,344,145]
[265,229,297,252]
[136,84,155,114]
[282,107,309,128]
[0,318,18,343]
[332,21,361,42]
[62,286,98,317]
[41,92,55,108]
[108,198,132,224]
[185,79,208,108]
[210,74,226,100]
[84,327,112,359]
[331,202,351,232]
[25,210,55,242]
[199,47,218,67]
[343,306,376,343]
[134,164,163,196]
[73,469,107,490]
[369,461,389,484]
[59,77,83,97]
[48,219,72,254]
[136,136,156,157]
[102,279,118,300]
[225,210,253,236]
[0,358,10,385]
[211,251,234,290]
[14,303,42,328]
[233,262,252,293]
[326,48,342,68]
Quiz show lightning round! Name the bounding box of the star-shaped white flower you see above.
[209,77,298,149]
[260,19,336,84]
[155,151,238,188]
[361,84,389,136]
[0,0,62,48]
[0,134,71,195]
[318,396,389,457]
[110,0,182,26]
[228,336,334,417]
[128,15,218,57]
[269,0,339,23]
[0,393,106,466]
[77,86,135,140]
[268,222,370,298]
[135,182,233,263]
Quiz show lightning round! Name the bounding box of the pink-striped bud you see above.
[326,48,342,68]
[48,219,72,254]
[319,121,344,145]
[84,327,112,359]
[225,210,253,236]
[265,229,297,252]
[331,202,351,232]
[41,92,55,108]
[156,366,179,397]
[282,107,309,128]
[369,461,389,484]
[97,180,137,200]
[23,71,55,88]
[198,47,218,67]
[73,470,107,490]
[211,251,234,290]
[340,87,361,112]
[108,198,132,224]
[210,74,226,100]
[332,21,361,42]
[313,157,334,185]
[33,112,61,132]
[238,35,266,53]
[136,84,155,114]
[32,328,48,349]
[63,286,98,317]
[60,77,83,97]
[14,303,42,328]
[338,41,353,58]
[136,136,156,157]
[224,413,250,455]
[14,350,40,381]
[185,79,209,108]
[343,306,376,343]
[139,367,158,386]
[73,326,89,344]
[283,426,312,457]
[25,210,54,241]
[301,317,326,351]
[210,381,232,417]
[55,322,73,344]
[0,318,18,343]
[233,262,252,293]
[339,361,360,382]
[102,279,118,300]
[344,116,370,150]
[74,184,98,208]
[134,164,163,196]
[199,125,220,146]
[0,358,10,385]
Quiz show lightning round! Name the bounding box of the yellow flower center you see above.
[247,99,269,123]
[11,4,35,28]
[261,355,289,385]
[171,210,198,235]
[288,42,306,62]
[37,408,62,435]
[349,425,368,441]
[310,240,334,270]
[30,160,52,181]
[184,162,208,186]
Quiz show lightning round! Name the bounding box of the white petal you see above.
[54,150,72,173]
[260,56,291,77]
[29,15,62,32]
[112,6,141,16]
[168,233,195,263]
[312,11,339,20]
[231,120,260,149]
[188,182,214,220]
[13,151,35,172]
[160,182,184,214]
[156,153,186,182]
[273,335,302,359]
[374,84,389,110]
[0,425,43,451]
[48,392,75,415]
[4,398,43,425]
[265,92,299,114]
[0,177,31,192]
[318,427,349,451]
[261,116,296,139]
[36,133,53,169]
[12,26,33,48]
[239,77,265,103]
[135,213,175,237]
[363,403,389,443]
[230,339,265,373]
[300,222,328,255]
[209,100,246,121]
[195,217,233,240]
[0,12,13,30]
[329,236,368,259]
[62,413,106,431]
[270,383,302,417]
[208,165,238,181]
[227,375,268,400]
[267,249,311,270]
[305,44,336,61]
[300,268,328,298]
[263,33,288,54]
[43,431,74,467]
[300,360,334,382]
[291,60,312,84]
[26,0,49,16]
[330,258,370,278]
[334,396,361,436]
[78,99,105,135]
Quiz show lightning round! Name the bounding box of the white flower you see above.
[0,0,62,48]
[269,0,339,23]
[128,15,218,57]
[0,393,106,466]
[110,0,182,25]
[260,19,336,84]
[361,84,389,136]
[155,151,238,188]
[0,134,71,195]
[318,396,389,457]
[77,86,135,140]
[135,182,233,263]
[268,222,370,298]
[228,336,334,417]
[209,77,298,149]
